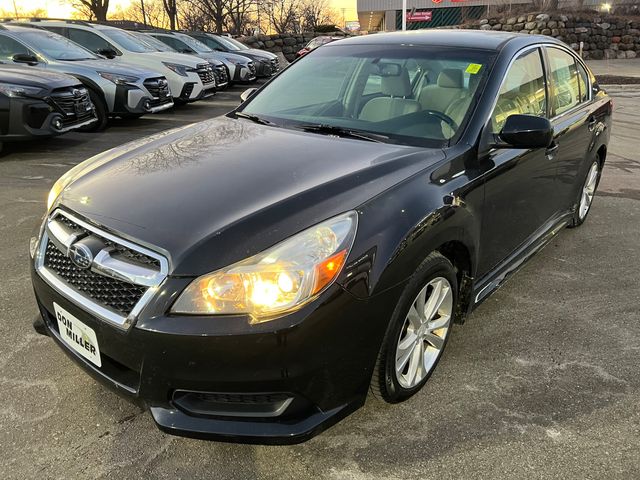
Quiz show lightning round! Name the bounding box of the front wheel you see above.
[370,252,457,403]
[79,89,108,132]
[569,159,600,228]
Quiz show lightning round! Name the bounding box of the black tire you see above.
[119,112,144,120]
[79,89,108,132]
[569,157,601,228]
[370,252,458,403]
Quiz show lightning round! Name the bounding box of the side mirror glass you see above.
[240,87,257,103]
[495,114,553,149]
[12,53,39,65]
[97,48,117,59]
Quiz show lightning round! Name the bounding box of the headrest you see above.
[437,69,464,88]
[381,68,413,97]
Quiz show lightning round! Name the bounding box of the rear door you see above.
[477,47,560,277]
[543,46,597,211]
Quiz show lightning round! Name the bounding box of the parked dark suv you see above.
[31,31,611,444]
[0,66,95,150]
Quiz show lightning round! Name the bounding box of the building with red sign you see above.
[358,0,529,32]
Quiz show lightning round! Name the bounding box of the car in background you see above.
[0,66,96,151]
[295,36,341,58]
[185,31,279,78]
[23,20,217,103]
[140,31,252,85]
[0,25,172,130]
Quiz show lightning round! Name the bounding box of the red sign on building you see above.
[406,10,433,22]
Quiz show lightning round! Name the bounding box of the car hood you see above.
[58,117,444,275]
[54,58,161,78]
[213,51,251,65]
[143,51,208,67]
[0,66,79,89]
[242,48,277,60]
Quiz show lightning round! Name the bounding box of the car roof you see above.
[329,30,557,51]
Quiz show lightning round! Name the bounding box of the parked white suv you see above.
[30,20,217,102]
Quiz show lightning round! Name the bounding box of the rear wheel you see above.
[569,159,600,228]
[79,89,108,132]
[370,252,457,403]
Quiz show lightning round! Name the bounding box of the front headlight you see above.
[0,83,44,98]
[98,71,140,85]
[162,62,192,77]
[171,211,358,321]
[47,173,73,211]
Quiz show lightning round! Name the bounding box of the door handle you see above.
[545,143,559,160]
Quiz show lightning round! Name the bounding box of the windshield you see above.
[240,44,495,147]
[176,33,213,53]
[102,29,157,53]
[219,36,247,51]
[134,33,175,52]
[18,30,96,61]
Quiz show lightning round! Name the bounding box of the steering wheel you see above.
[423,109,458,131]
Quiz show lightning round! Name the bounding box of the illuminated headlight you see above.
[162,62,192,77]
[171,211,358,321]
[98,72,140,85]
[0,83,44,97]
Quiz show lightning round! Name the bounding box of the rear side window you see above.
[68,28,115,55]
[546,47,580,116]
[491,49,547,133]
[0,34,31,61]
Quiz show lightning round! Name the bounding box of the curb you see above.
[600,84,640,97]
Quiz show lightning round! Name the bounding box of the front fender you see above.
[341,152,483,300]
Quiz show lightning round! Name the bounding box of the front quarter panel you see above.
[342,145,483,300]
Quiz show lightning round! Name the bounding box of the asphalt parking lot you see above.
[1,82,639,480]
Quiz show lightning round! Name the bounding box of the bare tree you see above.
[263,0,299,34]
[299,0,334,31]
[69,0,110,21]
[118,0,170,28]
[181,0,227,33]
[225,0,253,34]
[162,0,178,29]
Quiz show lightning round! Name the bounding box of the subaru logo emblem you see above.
[68,242,93,270]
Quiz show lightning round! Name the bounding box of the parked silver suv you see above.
[0,25,173,130]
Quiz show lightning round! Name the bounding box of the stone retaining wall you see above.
[465,13,639,60]
[237,33,348,62]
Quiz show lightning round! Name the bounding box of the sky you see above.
[4,0,358,21]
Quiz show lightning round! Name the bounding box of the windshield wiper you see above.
[234,111,277,126]
[296,124,388,143]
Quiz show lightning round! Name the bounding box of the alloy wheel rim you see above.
[579,162,599,220]
[395,277,453,389]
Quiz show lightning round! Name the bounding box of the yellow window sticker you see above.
[466,63,482,74]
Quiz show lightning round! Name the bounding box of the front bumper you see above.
[31,259,401,444]
[112,84,173,116]
[254,59,279,78]
[233,65,257,84]
[0,97,96,141]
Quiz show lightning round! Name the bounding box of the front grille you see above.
[56,216,160,269]
[143,77,171,106]
[36,210,168,329]
[270,58,279,73]
[50,86,93,125]
[196,63,216,85]
[44,240,147,315]
[213,65,228,86]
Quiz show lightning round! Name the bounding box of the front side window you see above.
[240,45,494,147]
[13,30,96,61]
[491,49,547,132]
[68,28,115,55]
[546,47,580,116]
[175,34,212,53]
[0,34,31,61]
[153,35,189,53]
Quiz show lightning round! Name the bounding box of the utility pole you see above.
[402,0,407,30]
[12,0,19,18]
[341,8,346,28]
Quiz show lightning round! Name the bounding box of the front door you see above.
[477,47,559,277]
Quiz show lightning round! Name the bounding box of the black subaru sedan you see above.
[30,30,611,444]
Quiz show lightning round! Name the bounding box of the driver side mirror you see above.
[240,87,257,103]
[12,53,39,66]
[493,114,553,149]
[97,48,118,59]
